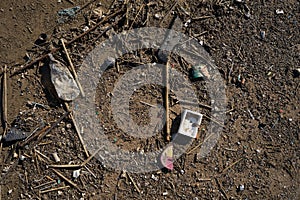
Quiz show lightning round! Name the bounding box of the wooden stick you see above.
[52,169,82,192]
[159,1,178,27]
[0,65,8,155]
[165,62,170,142]
[81,148,101,167]
[128,4,144,30]
[47,164,81,169]
[126,172,141,193]
[33,180,56,189]
[40,185,70,194]
[215,178,229,200]
[2,65,7,132]
[35,149,52,163]
[61,39,85,97]
[221,158,243,173]
[64,103,89,158]
[20,125,50,147]
[36,112,70,143]
[140,101,156,107]
[192,15,213,20]
[186,142,203,155]
[10,8,124,77]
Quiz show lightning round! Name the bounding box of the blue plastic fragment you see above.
[3,127,28,142]
[58,6,80,17]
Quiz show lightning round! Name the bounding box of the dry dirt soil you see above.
[0,0,299,199]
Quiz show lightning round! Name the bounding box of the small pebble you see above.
[162,191,168,196]
[8,189,13,194]
[20,155,26,161]
[293,68,300,77]
[151,174,159,181]
[260,31,265,40]
[239,184,245,191]
[83,26,89,32]
[276,9,284,14]
[184,19,191,27]
[154,13,161,19]
[66,123,72,129]
[245,12,251,18]
[13,152,18,158]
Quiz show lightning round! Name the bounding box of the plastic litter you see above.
[48,54,80,101]
[177,109,203,138]
[160,145,173,170]
[58,6,80,17]
[3,127,28,142]
[192,65,204,79]
[52,152,61,163]
[72,169,81,178]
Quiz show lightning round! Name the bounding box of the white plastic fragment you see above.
[103,57,116,68]
[151,174,159,181]
[20,155,26,161]
[154,13,161,19]
[48,53,80,101]
[52,152,60,162]
[73,169,81,178]
[184,19,191,27]
[239,184,245,191]
[178,110,203,138]
[83,26,89,32]
[275,9,284,14]
[13,152,18,158]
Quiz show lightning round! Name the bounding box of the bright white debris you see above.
[73,169,81,178]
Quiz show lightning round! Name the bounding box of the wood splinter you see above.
[0,65,8,155]
[61,39,85,97]
[126,171,141,193]
[64,102,89,158]
[165,62,171,142]
[40,186,70,194]
[52,169,82,193]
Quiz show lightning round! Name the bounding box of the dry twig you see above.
[40,185,70,194]
[2,65,7,132]
[215,178,229,200]
[52,169,82,192]
[47,164,82,169]
[61,39,85,97]
[64,103,89,158]
[165,62,171,141]
[221,158,243,173]
[126,172,141,193]
[159,1,178,27]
